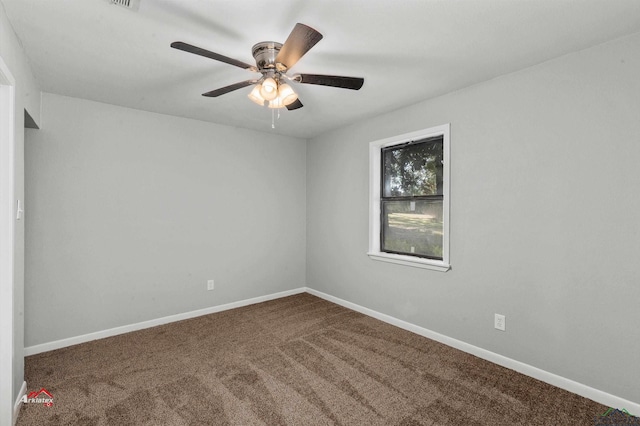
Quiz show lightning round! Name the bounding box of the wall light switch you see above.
[16,199,24,220]
[494,313,506,331]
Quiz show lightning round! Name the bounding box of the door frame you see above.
[0,54,17,425]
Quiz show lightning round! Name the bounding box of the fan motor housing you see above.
[252,42,283,71]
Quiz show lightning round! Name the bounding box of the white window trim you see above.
[368,124,450,272]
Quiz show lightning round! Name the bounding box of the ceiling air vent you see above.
[110,0,140,11]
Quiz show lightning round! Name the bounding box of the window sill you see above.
[367,252,451,272]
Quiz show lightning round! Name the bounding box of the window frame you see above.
[368,124,451,271]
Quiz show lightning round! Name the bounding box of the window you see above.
[368,124,450,271]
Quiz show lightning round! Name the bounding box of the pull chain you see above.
[271,107,282,129]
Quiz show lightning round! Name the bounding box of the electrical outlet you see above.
[207,280,215,291]
[494,313,506,331]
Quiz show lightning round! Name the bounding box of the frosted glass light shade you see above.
[248,84,265,105]
[278,83,298,106]
[268,97,284,109]
[260,77,278,101]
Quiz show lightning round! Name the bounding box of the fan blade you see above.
[171,41,255,70]
[297,74,364,90]
[286,99,304,110]
[202,80,256,97]
[275,23,323,69]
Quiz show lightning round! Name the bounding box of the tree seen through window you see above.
[381,137,444,259]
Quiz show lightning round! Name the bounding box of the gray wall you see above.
[0,0,41,407]
[307,32,640,403]
[25,93,306,346]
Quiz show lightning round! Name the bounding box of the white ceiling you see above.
[3,0,640,138]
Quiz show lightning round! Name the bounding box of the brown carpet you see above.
[18,293,610,425]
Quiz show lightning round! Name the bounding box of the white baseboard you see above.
[306,288,640,416]
[24,288,306,356]
[13,380,26,426]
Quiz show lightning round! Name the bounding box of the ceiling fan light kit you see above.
[171,23,364,114]
[249,80,299,108]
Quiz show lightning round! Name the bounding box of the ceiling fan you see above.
[171,23,364,111]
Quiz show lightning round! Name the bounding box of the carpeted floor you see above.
[18,293,610,425]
